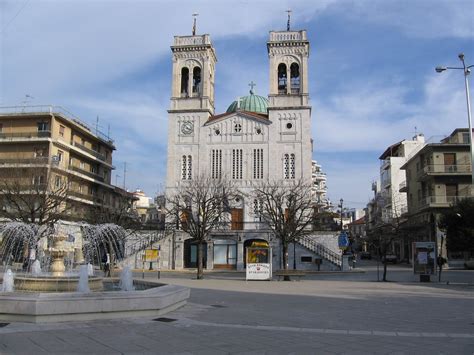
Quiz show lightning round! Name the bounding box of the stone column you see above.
[175,238,184,270]
[237,240,244,271]
[206,241,214,270]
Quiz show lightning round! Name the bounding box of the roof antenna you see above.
[192,13,199,35]
[248,81,256,95]
[286,9,292,31]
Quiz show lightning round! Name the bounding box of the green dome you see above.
[226,91,268,115]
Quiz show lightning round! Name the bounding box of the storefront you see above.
[213,239,237,269]
[184,239,207,268]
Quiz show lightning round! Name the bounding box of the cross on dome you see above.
[248,81,256,94]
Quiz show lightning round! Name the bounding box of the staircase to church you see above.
[298,234,342,268]
[120,229,168,267]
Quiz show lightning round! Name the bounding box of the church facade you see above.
[165,28,331,271]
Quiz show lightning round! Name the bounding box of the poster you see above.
[413,242,436,275]
[246,247,272,280]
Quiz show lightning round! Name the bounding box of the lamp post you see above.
[339,198,344,231]
[436,53,474,185]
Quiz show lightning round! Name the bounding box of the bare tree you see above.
[367,196,406,281]
[253,179,315,280]
[165,175,237,279]
[0,166,72,229]
[87,188,140,229]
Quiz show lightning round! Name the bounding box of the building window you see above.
[33,175,45,186]
[211,149,222,179]
[253,199,263,221]
[301,256,312,263]
[284,154,289,179]
[181,155,192,180]
[187,155,192,180]
[278,63,287,94]
[192,67,201,94]
[290,63,300,94]
[54,176,62,188]
[253,149,263,179]
[290,153,295,179]
[234,123,242,133]
[58,150,64,162]
[37,122,48,131]
[59,125,65,137]
[181,67,189,95]
[80,161,85,170]
[232,149,243,179]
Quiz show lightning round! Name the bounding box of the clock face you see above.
[181,122,194,135]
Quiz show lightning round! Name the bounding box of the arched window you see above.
[290,63,300,94]
[192,67,201,95]
[284,153,290,179]
[181,155,187,180]
[278,63,287,94]
[181,67,189,96]
[290,154,296,179]
[187,155,192,180]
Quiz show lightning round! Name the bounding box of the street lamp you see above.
[339,198,344,231]
[436,53,474,185]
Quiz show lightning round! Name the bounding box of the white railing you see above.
[298,235,342,268]
[0,105,114,144]
[269,31,306,42]
[174,35,210,46]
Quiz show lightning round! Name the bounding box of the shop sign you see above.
[246,247,272,280]
[246,263,271,280]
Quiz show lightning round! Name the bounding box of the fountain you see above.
[119,265,135,291]
[0,222,190,323]
[1,270,14,292]
[77,265,90,293]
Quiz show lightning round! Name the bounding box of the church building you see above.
[164,24,335,271]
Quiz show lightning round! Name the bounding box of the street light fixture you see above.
[436,53,474,185]
[339,198,344,231]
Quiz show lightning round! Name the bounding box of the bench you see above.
[274,270,306,281]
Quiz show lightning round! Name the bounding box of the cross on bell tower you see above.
[192,13,198,35]
[286,9,292,31]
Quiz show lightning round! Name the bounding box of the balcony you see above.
[72,142,106,161]
[69,165,104,182]
[0,157,49,166]
[69,190,103,204]
[0,130,51,140]
[419,195,472,209]
[417,164,472,179]
[399,180,407,192]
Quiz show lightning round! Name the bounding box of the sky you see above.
[1,0,473,209]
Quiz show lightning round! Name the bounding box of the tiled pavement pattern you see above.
[0,264,473,354]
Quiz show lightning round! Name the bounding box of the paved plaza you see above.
[1,262,473,354]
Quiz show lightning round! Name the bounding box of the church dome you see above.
[226,91,268,115]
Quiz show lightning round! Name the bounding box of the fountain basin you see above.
[0,279,190,323]
[14,275,104,292]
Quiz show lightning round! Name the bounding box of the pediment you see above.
[205,110,270,126]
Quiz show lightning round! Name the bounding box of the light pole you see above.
[436,53,474,185]
[339,198,344,231]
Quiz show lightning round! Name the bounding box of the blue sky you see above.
[1,0,473,208]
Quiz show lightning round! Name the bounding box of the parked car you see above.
[360,251,372,260]
[382,254,398,264]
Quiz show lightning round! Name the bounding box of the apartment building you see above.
[379,134,425,222]
[0,105,130,222]
[401,128,473,263]
[311,160,331,212]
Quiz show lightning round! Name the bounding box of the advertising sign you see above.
[413,242,436,275]
[338,232,350,251]
[144,249,159,262]
[246,247,272,280]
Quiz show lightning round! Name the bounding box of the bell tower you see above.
[169,32,217,115]
[267,29,309,108]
